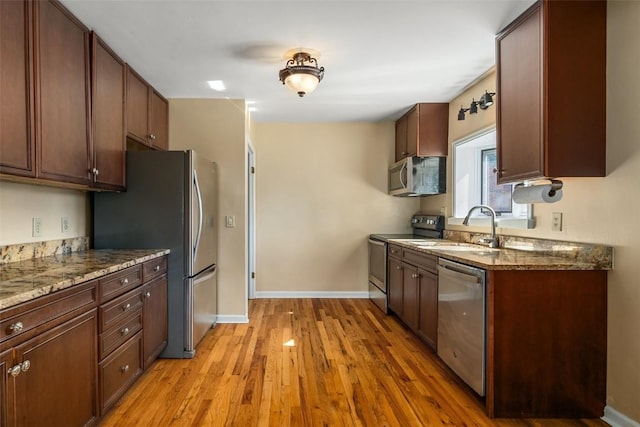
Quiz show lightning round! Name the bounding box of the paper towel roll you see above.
[512,184,563,204]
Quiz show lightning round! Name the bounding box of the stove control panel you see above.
[411,215,444,231]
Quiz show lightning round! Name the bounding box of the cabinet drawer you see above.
[402,248,438,274]
[1,281,97,344]
[388,244,402,259]
[142,256,167,282]
[99,288,143,332]
[99,265,142,302]
[99,308,143,359]
[99,331,143,413]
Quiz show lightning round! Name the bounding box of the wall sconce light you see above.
[479,91,495,109]
[457,106,470,121]
[457,89,496,120]
[278,51,325,97]
[470,99,478,114]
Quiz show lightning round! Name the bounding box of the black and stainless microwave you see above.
[388,156,446,196]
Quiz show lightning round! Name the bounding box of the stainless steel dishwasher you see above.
[437,258,486,396]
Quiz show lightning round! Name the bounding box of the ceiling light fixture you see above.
[207,80,226,91]
[457,89,496,120]
[278,52,325,97]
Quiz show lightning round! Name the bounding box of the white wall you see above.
[421,2,640,422]
[0,181,88,246]
[253,122,419,295]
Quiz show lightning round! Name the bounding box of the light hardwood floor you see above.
[99,299,608,426]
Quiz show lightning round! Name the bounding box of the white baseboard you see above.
[603,405,640,427]
[254,291,369,299]
[215,314,249,324]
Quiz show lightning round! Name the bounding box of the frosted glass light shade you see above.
[284,73,320,97]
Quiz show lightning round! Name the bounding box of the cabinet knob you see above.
[121,278,129,286]
[412,273,420,278]
[146,291,151,298]
[121,365,130,373]
[122,303,131,311]
[8,365,21,378]
[154,265,161,272]
[121,327,130,336]
[149,134,156,140]
[396,266,402,270]
[9,321,24,334]
[20,360,31,372]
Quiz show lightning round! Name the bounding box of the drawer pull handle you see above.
[8,365,21,377]
[121,365,130,373]
[411,273,420,279]
[9,322,24,334]
[146,291,151,298]
[154,265,161,272]
[20,360,31,372]
[122,303,131,311]
[121,278,129,286]
[121,327,130,336]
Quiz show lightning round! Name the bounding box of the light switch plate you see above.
[551,212,562,231]
[225,215,235,228]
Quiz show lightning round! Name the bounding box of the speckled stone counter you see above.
[387,232,613,271]
[0,249,170,310]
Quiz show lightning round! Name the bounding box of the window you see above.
[451,128,533,228]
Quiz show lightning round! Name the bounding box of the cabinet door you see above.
[35,0,92,185]
[418,269,438,349]
[394,115,408,162]
[126,67,150,145]
[13,310,98,426]
[405,106,418,158]
[142,274,168,369]
[496,4,543,183]
[149,90,168,150]
[0,0,34,177]
[91,33,126,190]
[415,103,449,157]
[388,257,404,315]
[402,264,419,329]
[0,349,13,426]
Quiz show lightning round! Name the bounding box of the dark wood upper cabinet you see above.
[149,89,169,150]
[395,103,448,162]
[496,0,606,184]
[91,33,126,190]
[0,0,34,177]
[35,0,92,186]
[126,67,169,150]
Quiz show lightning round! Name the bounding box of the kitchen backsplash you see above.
[0,237,89,264]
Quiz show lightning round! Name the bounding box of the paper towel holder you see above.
[515,179,563,197]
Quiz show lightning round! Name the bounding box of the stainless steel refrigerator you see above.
[93,150,217,358]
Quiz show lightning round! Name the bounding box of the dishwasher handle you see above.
[438,259,484,284]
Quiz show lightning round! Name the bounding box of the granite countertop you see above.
[0,249,170,310]
[387,238,612,271]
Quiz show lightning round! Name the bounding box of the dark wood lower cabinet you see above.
[11,310,99,426]
[402,263,420,329]
[417,269,438,350]
[387,255,404,315]
[0,255,169,426]
[143,275,168,369]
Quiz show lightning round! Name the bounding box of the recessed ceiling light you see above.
[207,80,226,91]
[248,107,258,112]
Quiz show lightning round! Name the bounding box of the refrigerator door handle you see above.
[193,169,204,263]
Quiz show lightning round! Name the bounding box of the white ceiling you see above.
[61,0,536,122]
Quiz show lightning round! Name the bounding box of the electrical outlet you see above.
[32,218,43,237]
[61,217,70,233]
[551,212,563,231]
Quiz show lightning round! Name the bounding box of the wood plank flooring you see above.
[99,299,608,426]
